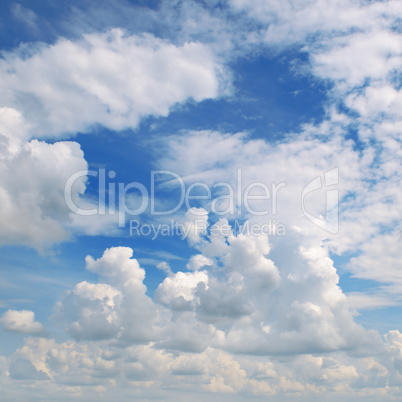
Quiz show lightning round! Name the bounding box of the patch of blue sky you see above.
[0,0,164,52]
[354,307,402,335]
[136,51,328,141]
[0,244,94,354]
[332,251,402,335]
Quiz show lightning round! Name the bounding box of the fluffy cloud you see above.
[0,120,87,248]
[56,247,159,344]
[0,108,126,247]
[58,281,122,341]
[0,310,45,335]
[0,28,230,138]
[54,230,375,355]
[187,254,213,271]
[156,270,209,309]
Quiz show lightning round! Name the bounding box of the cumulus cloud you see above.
[53,227,376,357]
[156,270,209,310]
[0,310,45,335]
[56,247,159,343]
[187,254,213,271]
[58,281,122,341]
[0,121,88,249]
[0,109,126,247]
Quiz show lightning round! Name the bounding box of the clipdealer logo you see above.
[301,168,339,235]
[64,168,287,224]
[64,167,339,236]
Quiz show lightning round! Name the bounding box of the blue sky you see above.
[0,0,402,400]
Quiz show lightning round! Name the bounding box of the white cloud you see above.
[0,28,230,138]
[229,0,402,49]
[58,281,122,341]
[52,232,377,358]
[156,270,209,309]
[187,254,213,271]
[181,207,209,246]
[57,247,159,343]
[347,231,402,287]
[0,310,45,335]
[312,29,402,89]
[157,129,362,248]
[0,131,87,249]
[0,107,31,147]
[156,261,172,276]
[66,200,122,237]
